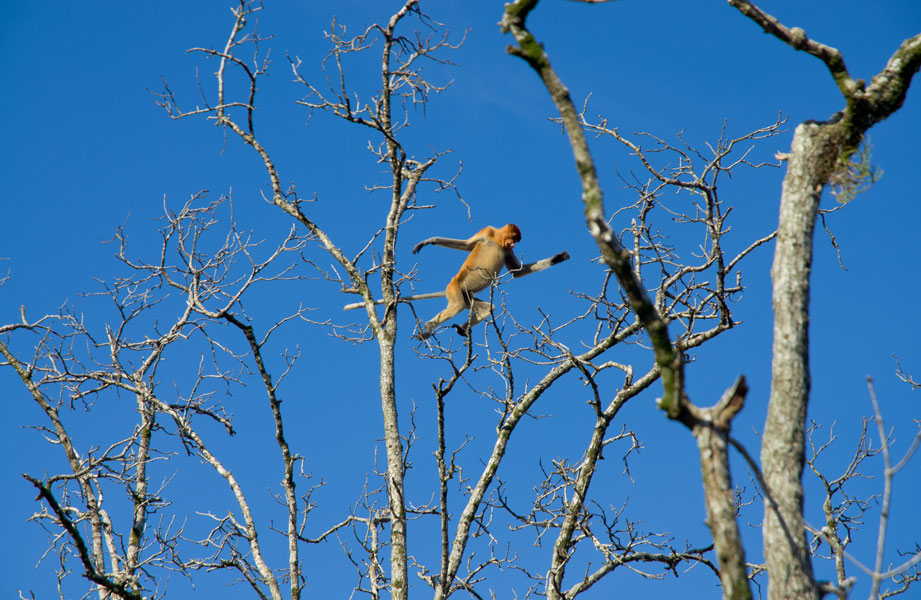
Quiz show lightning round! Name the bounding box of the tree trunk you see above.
[380,344,407,600]
[762,121,836,600]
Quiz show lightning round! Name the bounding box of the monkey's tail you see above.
[342,291,446,311]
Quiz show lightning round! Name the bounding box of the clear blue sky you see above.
[2,1,920,598]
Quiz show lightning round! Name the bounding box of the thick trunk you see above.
[763,121,834,600]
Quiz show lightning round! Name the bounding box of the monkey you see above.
[413,224,523,339]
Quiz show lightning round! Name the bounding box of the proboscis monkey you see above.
[413,224,523,339]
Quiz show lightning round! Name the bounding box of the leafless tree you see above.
[156,2,465,598]
[3,2,920,600]
[501,0,921,599]
[803,378,921,600]
[2,194,313,599]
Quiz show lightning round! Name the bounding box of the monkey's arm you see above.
[411,236,476,254]
[511,251,570,278]
[504,250,523,273]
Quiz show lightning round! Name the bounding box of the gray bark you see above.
[763,122,829,600]
[730,7,921,596]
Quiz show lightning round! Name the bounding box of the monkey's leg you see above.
[418,285,469,339]
[471,299,492,325]
[453,299,492,337]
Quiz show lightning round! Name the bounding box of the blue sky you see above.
[2,1,920,598]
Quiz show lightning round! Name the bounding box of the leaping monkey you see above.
[412,224,568,339]
[340,224,569,338]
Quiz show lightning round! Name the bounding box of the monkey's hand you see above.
[511,251,570,278]
[412,241,427,255]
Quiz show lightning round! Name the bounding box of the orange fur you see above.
[414,224,521,339]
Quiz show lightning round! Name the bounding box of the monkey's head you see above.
[499,224,522,249]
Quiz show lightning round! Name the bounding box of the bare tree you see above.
[501,0,921,599]
[725,3,921,599]
[2,195,313,599]
[155,2,467,598]
[4,2,920,600]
